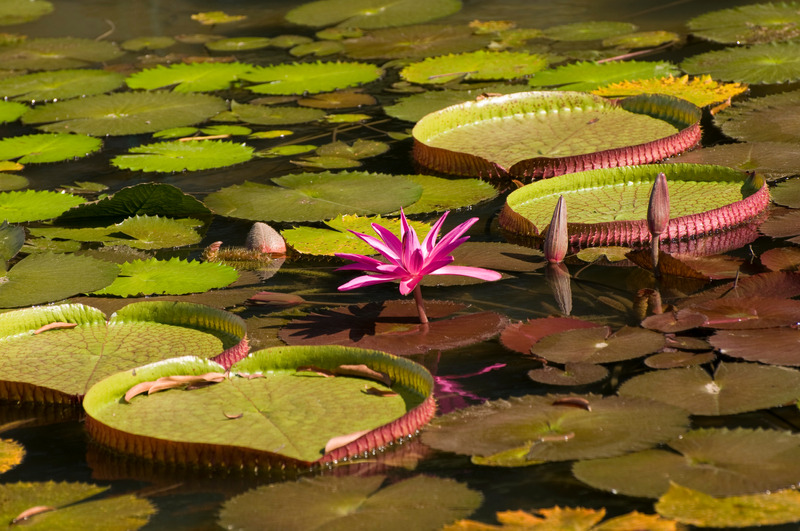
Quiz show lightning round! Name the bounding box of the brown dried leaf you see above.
[295,365,335,378]
[324,428,371,454]
[12,506,56,524]
[224,412,244,419]
[362,386,398,397]
[552,396,591,411]
[32,322,78,334]
[336,364,392,386]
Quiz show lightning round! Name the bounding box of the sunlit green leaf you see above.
[0,0,52,25]
[0,190,85,222]
[125,62,254,92]
[0,133,101,164]
[401,51,548,85]
[681,42,800,84]
[286,0,463,29]
[528,60,679,91]
[0,69,125,102]
[0,101,27,123]
[93,257,238,297]
[111,140,254,172]
[0,37,122,70]
[242,61,382,95]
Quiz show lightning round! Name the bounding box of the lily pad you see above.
[0,133,101,164]
[412,92,701,180]
[214,101,326,125]
[0,221,24,263]
[0,189,85,222]
[92,257,238,297]
[710,328,800,366]
[761,247,800,271]
[527,363,609,387]
[500,316,601,355]
[0,437,23,475]
[121,36,176,51]
[603,30,680,49]
[422,393,689,466]
[772,178,800,208]
[450,507,678,530]
[111,140,254,172]
[242,61,382,95]
[531,325,665,364]
[656,483,800,528]
[125,62,254,92]
[528,61,679,92]
[285,0,463,29]
[108,215,203,250]
[0,0,52,25]
[0,101,27,123]
[217,475,481,531]
[83,345,435,466]
[714,90,800,143]
[593,74,748,109]
[384,84,528,122]
[204,171,422,222]
[572,428,800,498]
[693,296,800,329]
[22,92,227,136]
[342,24,491,60]
[666,142,800,181]
[618,362,800,415]
[542,21,637,41]
[0,38,123,70]
[760,208,800,242]
[205,37,272,52]
[687,2,800,44]
[499,164,769,247]
[681,42,800,84]
[400,51,547,85]
[0,69,125,102]
[0,481,154,530]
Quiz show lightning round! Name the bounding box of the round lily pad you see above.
[0,0,52,25]
[0,301,247,402]
[242,61,382,95]
[83,345,435,467]
[412,92,701,180]
[681,41,800,85]
[422,393,689,466]
[0,101,27,124]
[666,142,800,181]
[618,362,800,415]
[0,38,123,70]
[530,325,665,364]
[342,24,491,60]
[761,247,800,271]
[710,328,800,366]
[0,189,85,223]
[111,140,254,172]
[687,2,800,44]
[400,50,547,85]
[0,133,101,164]
[771,178,800,208]
[572,427,800,498]
[22,92,227,136]
[92,257,238,297]
[125,62,254,92]
[498,164,770,248]
[217,475,481,531]
[203,171,422,222]
[714,90,800,144]
[214,101,327,125]
[0,69,125,102]
[500,316,601,355]
[285,0,463,29]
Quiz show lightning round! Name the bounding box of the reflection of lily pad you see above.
[413,92,701,180]
[681,42,800,84]
[0,69,125,102]
[0,38,122,70]
[0,301,246,401]
[0,133,101,164]
[618,362,800,415]
[286,0,462,29]
[22,92,227,136]
[401,51,547,85]
[84,345,434,466]
[714,90,800,143]
[204,171,422,222]
[111,140,254,172]
[687,3,800,44]
[242,61,382,95]
[528,61,679,92]
[279,300,508,356]
[93,257,238,297]
[499,164,769,247]
[573,428,800,498]
[422,393,689,465]
[218,475,481,531]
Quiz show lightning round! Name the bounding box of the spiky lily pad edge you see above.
[83,346,436,470]
[412,92,702,181]
[497,163,770,248]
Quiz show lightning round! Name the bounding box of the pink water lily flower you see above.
[335,210,502,324]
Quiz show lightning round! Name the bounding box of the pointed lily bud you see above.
[246,222,286,255]
[647,173,670,237]
[544,195,568,264]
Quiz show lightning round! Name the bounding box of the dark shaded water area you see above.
[3,0,800,529]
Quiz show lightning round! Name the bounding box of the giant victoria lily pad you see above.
[499,163,770,248]
[83,345,435,468]
[0,301,247,404]
[412,91,701,181]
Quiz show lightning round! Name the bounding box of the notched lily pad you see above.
[0,69,125,102]
[0,133,101,164]
[714,90,800,144]
[681,42,800,85]
[125,62,254,92]
[528,61,679,92]
[92,257,238,297]
[0,189,85,223]
[242,61,382,95]
[111,140,254,172]
[688,2,800,44]
[593,74,748,109]
[401,50,547,85]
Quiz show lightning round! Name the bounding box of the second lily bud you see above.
[544,195,568,264]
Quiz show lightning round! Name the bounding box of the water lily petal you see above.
[338,273,399,291]
[429,265,503,281]
[399,275,421,296]
[370,223,403,260]
[421,210,450,255]
[349,230,402,265]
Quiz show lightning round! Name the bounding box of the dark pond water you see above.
[3,0,800,529]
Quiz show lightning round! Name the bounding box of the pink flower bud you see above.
[544,195,568,264]
[246,222,286,254]
[647,172,670,238]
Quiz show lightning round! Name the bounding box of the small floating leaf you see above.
[0,133,101,164]
[0,190,85,222]
[543,21,637,41]
[191,11,246,25]
[714,90,800,143]
[0,101,27,123]
[401,50,547,85]
[125,62,254,92]
[0,69,125,102]
[531,326,665,364]
[286,0,463,29]
[92,257,238,297]
[0,0,53,25]
[0,38,122,70]
[529,60,679,92]
[111,140,254,172]
[242,61,382,95]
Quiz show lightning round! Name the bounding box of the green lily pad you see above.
[422,393,689,466]
[572,428,800,498]
[28,225,119,243]
[0,133,101,164]
[681,42,800,84]
[0,481,154,530]
[342,24,491,60]
[402,174,498,214]
[286,0,462,29]
[687,2,800,44]
[270,35,314,48]
[0,189,85,222]
[666,142,800,181]
[205,37,273,52]
[83,345,435,466]
[499,164,770,247]
[204,171,422,222]
[214,101,326,125]
[656,483,800,528]
[0,38,123,70]
[531,325,665,364]
[542,21,637,41]
[603,30,680,49]
[0,252,119,309]
[618,362,800,416]
[200,124,252,136]
[593,74,748,108]
[0,101,27,123]
[0,0,52,25]
[125,62,254,92]
[0,69,125,102]
[121,36,176,51]
[0,221,24,263]
[93,257,238,297]
[528,61,679,92]
[290,40,344,57]
[111,140,254,172]
[400,51,547,85]
[413,92,701,180]
[0,301,246,402]
[108,215,203,250]
[772,178,800,208]
[22,92,227,136]
[57,183,211,224]
[714,90,800,143]
[384,84,528,122]
[242,61,382,95]
[218,475,481,531]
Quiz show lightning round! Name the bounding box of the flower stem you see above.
[413,285,429,324]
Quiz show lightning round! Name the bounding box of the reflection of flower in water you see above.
[435,363,506,415]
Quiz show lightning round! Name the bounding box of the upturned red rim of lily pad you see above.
[412,91,701,181]
[498,163,769,249]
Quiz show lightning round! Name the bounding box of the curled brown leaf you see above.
[362,386,398,397]
[33,322,78,334]
[12,506,55,524]
[551,396,592,411]
[324,428,371,454]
